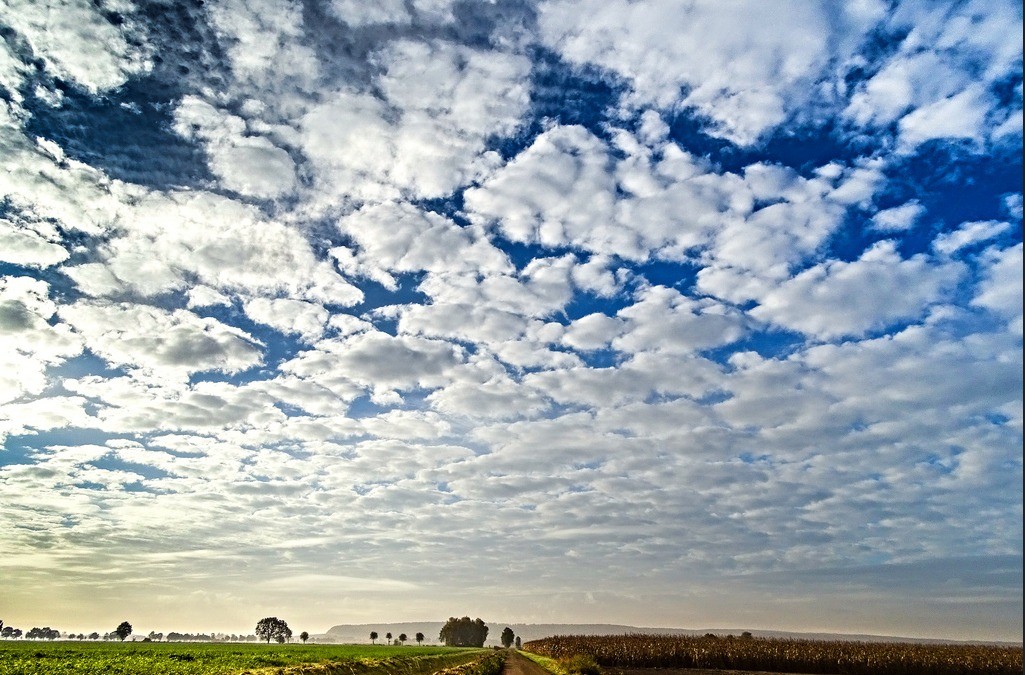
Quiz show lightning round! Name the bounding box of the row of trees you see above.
[0,620,131,641]
[370,631,426,645]
[368,619,520,649]
[0,617,299,644]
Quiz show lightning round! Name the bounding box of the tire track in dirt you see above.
[501,652,555,675]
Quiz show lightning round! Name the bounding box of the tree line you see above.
[0,617,303,644]
[0,620,133,642]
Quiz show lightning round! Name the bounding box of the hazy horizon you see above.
[0,0,1021,645]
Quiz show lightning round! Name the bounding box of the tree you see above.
[370,631,378,644]
[300,631,309,644]
[415,632,424,646]
[88,632,99,640]
[399,633,407,645]
[501,627,515,649]
[115,621,133,641]
[386,632,392,644]
[439,617,488,648]
[515,636,521,649]
[26,627,60,640]
[255,617,291,644]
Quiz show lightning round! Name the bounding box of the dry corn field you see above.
[522,634,1022,675]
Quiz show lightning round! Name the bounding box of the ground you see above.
[503,652,554,675]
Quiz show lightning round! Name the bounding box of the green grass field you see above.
[0,641,489,675]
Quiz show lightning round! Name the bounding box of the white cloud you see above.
[244,297,329,343]
[872,201,925,232]
[0,276,81,405]
[187,286,232,309]
[562,313,623,351]
[933,220,1011,255]
[175,96,298,199]
[335,201,511,288]
[0,0,150,92]
[465,125,745,261]
[972,243,1023,334]
[0,213,69,267]
[301,40,529,203]
[845,0,1023,148]
[328,0,410,26]
[58,302,263,380]
[613,286,746,355]
[749,241,964,339]
[205,0,320,98]
[897,85,993,149]
[82,189,362,305]
[282,330,464,397]
[539,0,886,144]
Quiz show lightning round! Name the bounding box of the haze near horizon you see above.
[0,0,1021,644]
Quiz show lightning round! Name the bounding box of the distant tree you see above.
[27,627,60,640]
[741,632,753,639]
[386,632,392,644]
[115,621,133,641]
[501,627,515,649]
[415,632,424,646]
[439,617,488,648]
[399,633,407,645]
[88,632,99,640]
[370,631,378,644]
[514,636,521,649]
[300,631,310,644]
[256,617,291,644]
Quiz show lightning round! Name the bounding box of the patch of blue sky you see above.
[666,108,864,177]
[1,428,123,467]
[22,78,212,190]
[572,348,620,369]
[488,46,623,161]
[89,452,173,482]
[350,272,429,316]
[49,350,128,384]
[345,394,402,419]
[702,328,805,366]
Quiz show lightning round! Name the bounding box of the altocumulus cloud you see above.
[0,0,1021,641]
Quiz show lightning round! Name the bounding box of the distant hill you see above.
[318,622,1015,647]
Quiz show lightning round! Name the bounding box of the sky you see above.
[0,0,1022,643]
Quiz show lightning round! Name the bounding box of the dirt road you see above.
[502,652,555,675]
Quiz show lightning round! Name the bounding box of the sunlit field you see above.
[0,641,489,675]
[523,634,1023,675]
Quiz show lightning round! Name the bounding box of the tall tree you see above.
[501,627,515,649]
[370,631,378,644]
[415,632,425,646]
[439,617,488,648]
[115,622,133,642]
[300,631,309,644]
[255,617,291,644]
[386,632,392,644]
[399,633,407,645]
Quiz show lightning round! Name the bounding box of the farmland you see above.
[522,634,1023,675]
[0,641,493,675]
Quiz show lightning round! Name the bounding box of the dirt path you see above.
[502,652,555,675]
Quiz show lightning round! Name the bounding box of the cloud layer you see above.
[0,0,1021,640]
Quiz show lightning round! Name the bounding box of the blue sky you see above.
[0,0,1021,641]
